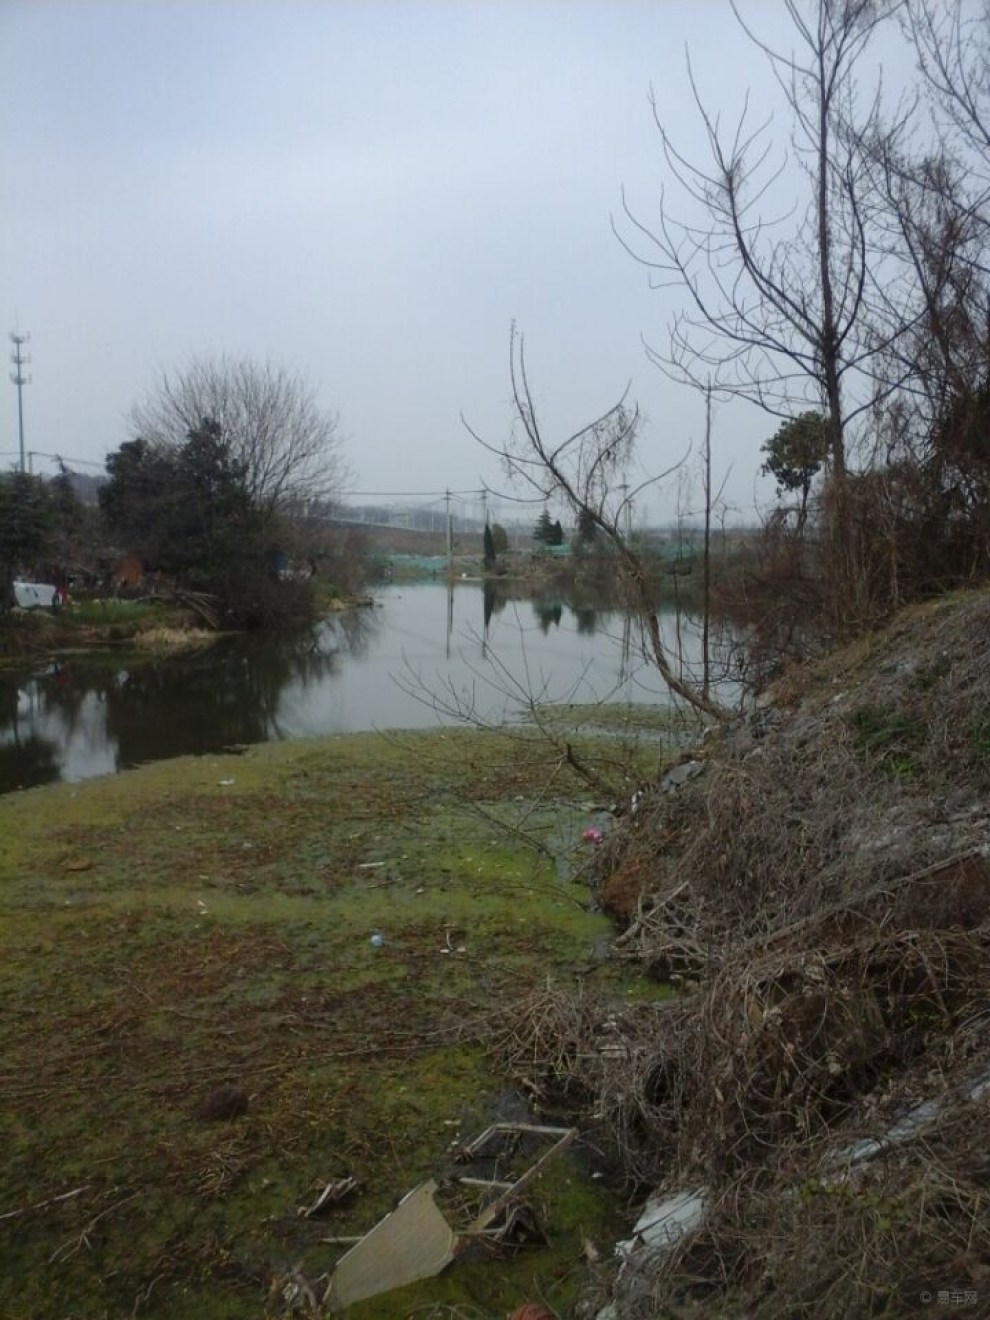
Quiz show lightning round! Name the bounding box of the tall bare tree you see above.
[905,0,990,182]
[856,2,990,585]
[888,0,990,421]
[618,0,899,485]
[130,355,347,519]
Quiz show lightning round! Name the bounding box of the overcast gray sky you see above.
[1,1,913,523]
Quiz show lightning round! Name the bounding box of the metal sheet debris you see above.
[324,1180,456,1310]
[323,1123,574,1312]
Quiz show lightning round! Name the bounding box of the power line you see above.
[26,450,106,472]
[346,488,483,499]
[345,487,550,507]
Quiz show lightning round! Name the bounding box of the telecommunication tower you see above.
[9,331,31,473]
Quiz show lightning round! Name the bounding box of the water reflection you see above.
[533,601,564,633]
[573,606,598,636]
[0,582,737,793]
[472,581,615,645]
[0,610,380,794]
[481,581,612,642]
[0,731,60,793]
[0,669,71,792]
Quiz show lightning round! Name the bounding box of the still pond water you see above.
[0,582,724,795]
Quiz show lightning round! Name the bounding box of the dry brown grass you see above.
[492,589,990,1315]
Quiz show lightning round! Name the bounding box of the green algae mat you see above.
[0,729,632,1320]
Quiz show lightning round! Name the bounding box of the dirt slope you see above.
[499,588,990,1318]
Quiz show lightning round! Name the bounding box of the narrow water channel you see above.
[0,582,726,794]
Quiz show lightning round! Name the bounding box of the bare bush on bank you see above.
[465,328,731,725]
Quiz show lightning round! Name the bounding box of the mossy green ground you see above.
[0,728,642,1320]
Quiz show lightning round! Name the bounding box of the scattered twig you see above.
[0,1185,89,1223]
[49,1191,139,1263]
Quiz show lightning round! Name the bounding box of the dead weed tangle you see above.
[493,590,990,1317]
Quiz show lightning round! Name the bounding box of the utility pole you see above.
[480,486,488,529]
[444,488,453,577]
[702,383,713,703]
[618,482,632,540]
[9,332,31,473]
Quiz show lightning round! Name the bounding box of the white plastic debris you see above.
[615,1187,708,1259]
[830,1058,990,1175]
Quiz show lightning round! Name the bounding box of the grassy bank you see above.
[0,727,652,1320]
[0,600,213,663]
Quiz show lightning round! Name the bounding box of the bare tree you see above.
[130,355,347,520]
[839,5,989,448]
[465,328,730,723]
[905,0,990,183]
[854,2,990,587]
[883,0,990,426]
[865,144,988,450]
[618,0,900,484]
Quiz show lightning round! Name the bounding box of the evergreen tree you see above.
[761,412,829,531]
[533,508,554,544]
[0,473,55,610]
[101,418,269,618]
